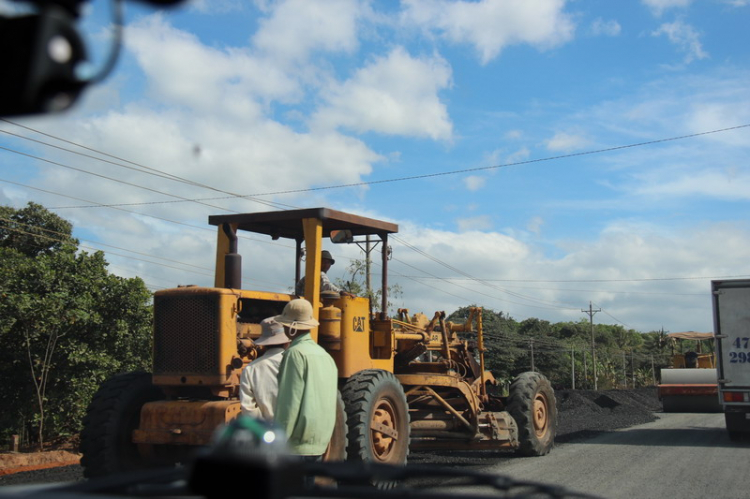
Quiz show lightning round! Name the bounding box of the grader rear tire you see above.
[80,372,163,478]
[342,370,410,467]
[507,371,557,456]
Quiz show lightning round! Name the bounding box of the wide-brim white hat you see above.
[273,299,319,331]
[253,318,289,346]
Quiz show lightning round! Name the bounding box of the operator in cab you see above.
[295,250,353,297]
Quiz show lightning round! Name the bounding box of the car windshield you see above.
[2,2,748,499]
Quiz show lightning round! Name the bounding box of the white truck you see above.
[712,279,750,440]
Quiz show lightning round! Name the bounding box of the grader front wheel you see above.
[80,372,164,478]
[507,371,557,456]
[342,370,410,466]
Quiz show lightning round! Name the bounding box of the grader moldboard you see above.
[80,207,557,478]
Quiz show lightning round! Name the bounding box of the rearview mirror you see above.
[330,229,354,244]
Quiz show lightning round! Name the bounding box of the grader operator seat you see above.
[208,208,399,323]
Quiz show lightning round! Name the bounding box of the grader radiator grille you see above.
[153,294,221,376]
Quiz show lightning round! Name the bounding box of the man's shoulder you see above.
[287,336,334,358]
[247,348,284,370]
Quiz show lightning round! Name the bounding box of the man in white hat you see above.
[295,250,352,297]
[239,318,291,421]
[273,299,338,460]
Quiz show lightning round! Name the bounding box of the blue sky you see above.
[2,0,750,333]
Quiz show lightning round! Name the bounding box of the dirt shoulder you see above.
[0,450,81,476]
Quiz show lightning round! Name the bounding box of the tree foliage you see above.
[0,203,152,447]
[444,305,680,391]
[335,258,403,315]
[0,202,76,257]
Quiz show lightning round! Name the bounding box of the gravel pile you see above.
[555,387,661,443]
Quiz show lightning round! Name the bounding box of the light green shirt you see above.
[275,333,338,455]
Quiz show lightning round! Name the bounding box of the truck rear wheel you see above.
[80,372,163,478]
[342,370,410,467]
[725,412,749,441]
[507,372,557,456]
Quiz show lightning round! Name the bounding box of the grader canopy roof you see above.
[208,207,398,240]
[667,332,714,341]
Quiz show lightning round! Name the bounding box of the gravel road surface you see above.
[448,412,747,499]
[0,386,675,493]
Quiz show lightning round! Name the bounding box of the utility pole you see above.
[582,301,601,390]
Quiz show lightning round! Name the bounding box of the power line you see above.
[0,118,295,211]
[0,177,297,250]
[397,274,750,283]
[8,122,747,209]
[392,235,580,311]
[0,144,241,214]
[4,119,744,325]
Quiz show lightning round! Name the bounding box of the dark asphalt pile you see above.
[0,388,662,486]
[555,387,661,443]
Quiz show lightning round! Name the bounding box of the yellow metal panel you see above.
[152,287,240,386]
[237,289,294,302]
[214,223,238,288]
[302,217,322,342]
[134,400,241,446]
[330,298,393,376]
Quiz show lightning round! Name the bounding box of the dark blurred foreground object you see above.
[0,414,598,499]
[0,0,185,117]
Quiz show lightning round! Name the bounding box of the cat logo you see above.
[353,316,366,332]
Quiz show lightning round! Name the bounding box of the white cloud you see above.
[544,132,589,152]
[463,175,486,191]
[386,217,750,331]
[126,16,300,116]
[505,129,524,140]
[634,167,750,201]
[687,103,750,146]
[590,18,621,37]
[506,147,531,163]
[251,0,363,63]
[527,216,544,235]
[312,47,453,140]
[456,215,493,232]
[652,20,708,63]
[401,0,575,64]
[642,0,692,16]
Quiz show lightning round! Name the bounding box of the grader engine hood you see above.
[152,287,242,389]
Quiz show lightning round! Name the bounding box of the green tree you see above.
[0,202,75,256]
[0,203,152,448]
[335,258,403,315]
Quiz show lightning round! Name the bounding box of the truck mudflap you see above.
[132,400,241,446]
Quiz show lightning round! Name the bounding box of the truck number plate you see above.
[730,337,750,363]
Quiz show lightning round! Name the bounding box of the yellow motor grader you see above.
[80,207,556,477]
